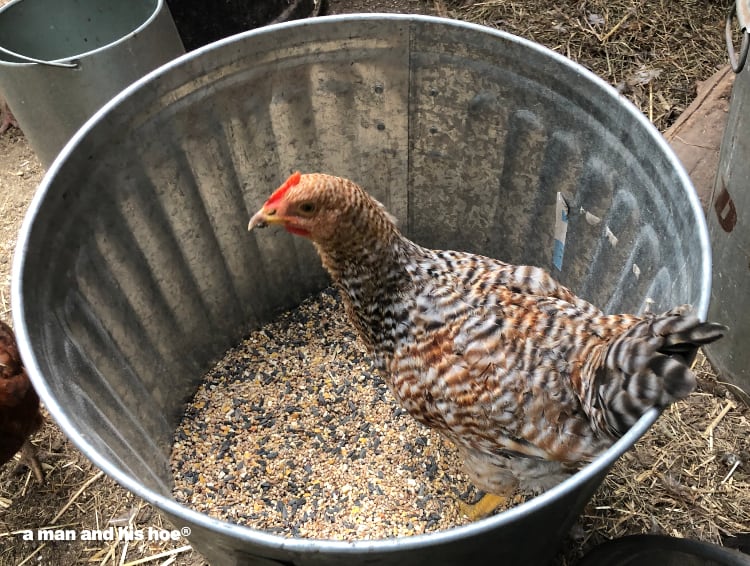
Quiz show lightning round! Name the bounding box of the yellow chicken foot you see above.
[459,493,508,521]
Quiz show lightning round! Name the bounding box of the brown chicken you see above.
[0,320,44,482]
[248,172,725,518]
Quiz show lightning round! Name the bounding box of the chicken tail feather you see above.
[592,306,726,436]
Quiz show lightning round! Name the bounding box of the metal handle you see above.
[726,1,750,73]
[0,44,78,68]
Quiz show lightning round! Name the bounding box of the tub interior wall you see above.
[19,19,705,495]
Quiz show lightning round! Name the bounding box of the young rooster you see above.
[248,172,725,519]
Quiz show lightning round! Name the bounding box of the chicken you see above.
[0,320,44,482]
[0,100,19,135]
[248,172,726,519]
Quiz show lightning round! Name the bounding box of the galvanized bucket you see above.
[0,0,184,166]
[706,0,750,396]
[12,15,711,566]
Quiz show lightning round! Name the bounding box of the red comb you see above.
[266,171,302,205]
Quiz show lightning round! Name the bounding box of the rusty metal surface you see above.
[12,15,710,565]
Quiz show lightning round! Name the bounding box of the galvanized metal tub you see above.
[0,0,184,166]
[705,38,750,396]
[12,15,711,566]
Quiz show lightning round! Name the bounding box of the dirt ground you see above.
[0,0,744,565]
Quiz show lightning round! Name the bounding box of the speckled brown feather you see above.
[0,320,44,479]
[251,173,726,494]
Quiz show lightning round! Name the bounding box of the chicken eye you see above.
[298,202,316,215]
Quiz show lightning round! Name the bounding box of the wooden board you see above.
[664,66,735,211]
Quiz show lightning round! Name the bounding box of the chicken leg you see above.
[459,493,509,521]
[19,439,44,482]
[0,101,19,134]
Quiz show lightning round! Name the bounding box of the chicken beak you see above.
[248,207,285,231]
